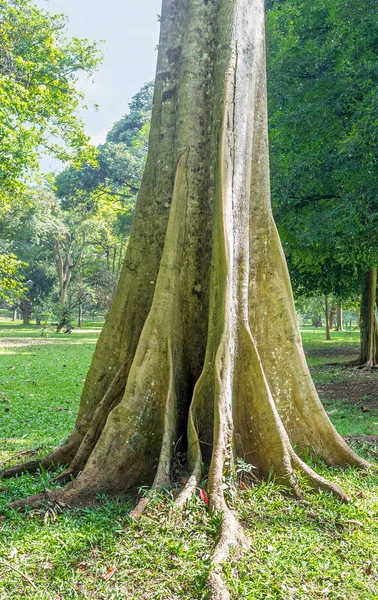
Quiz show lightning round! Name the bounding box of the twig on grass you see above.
[0,447,42,467]
[0,559,38,591]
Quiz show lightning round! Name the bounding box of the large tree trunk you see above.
[358,268,378,369]
[2,0,368,596]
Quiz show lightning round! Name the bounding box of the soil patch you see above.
[316,367,378,409]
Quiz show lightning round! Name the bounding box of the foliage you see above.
[54,81,153,225]
[0,253,25,303]
[266,0,378,298]
[0,0,102,198]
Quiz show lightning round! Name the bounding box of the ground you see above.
[0,321,377,599]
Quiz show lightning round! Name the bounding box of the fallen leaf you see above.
[239,481,247,489]
[199,489,209,505]
[103,566,117,581]
[363,562,372,575]
[8,548,17,559]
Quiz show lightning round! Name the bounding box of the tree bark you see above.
[78,301,83,328]
[329,305,337,331]
[20,299,31,324]
[325,296,331,340]
[336,303,343,331]
[3,1,368,596]
[358,268,378,368]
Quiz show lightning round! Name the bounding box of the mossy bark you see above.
[1,0,369,597]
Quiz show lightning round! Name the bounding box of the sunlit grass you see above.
[0,324,377,599]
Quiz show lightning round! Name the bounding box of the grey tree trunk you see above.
[21,299,31,324]
[78,302,83,328]
[358,269,378,368]
[325,296,331,340]
[3,1,368,596]
[329,305,337,331]
[336,304,343,331]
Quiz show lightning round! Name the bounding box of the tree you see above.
[54,82,153,228]
[0,0,101,199]
[266,0,378,362]
[2,1,368,597]
[358,269,378,368]
[0,253,25,304]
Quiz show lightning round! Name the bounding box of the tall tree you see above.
[0,0,101,199]
[358,269,378,368]
[2,1,368,597]
[266,0,378,363]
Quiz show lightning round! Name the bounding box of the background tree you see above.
[0,0,102,198]
[266,0,378,361]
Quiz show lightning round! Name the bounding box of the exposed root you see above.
[9,490,51,512]
[207,506,249,600]
[0,447,42,468]
[52,470,75,486]
[128,497,149,521]
[358,361,378,371]
[151,339,176,490]
[0,431,82,480]
[290,452,350,503]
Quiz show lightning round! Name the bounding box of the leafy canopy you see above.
[0,0,102,200]
[266,0,378,298]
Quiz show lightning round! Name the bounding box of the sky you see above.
[34,0,161,169]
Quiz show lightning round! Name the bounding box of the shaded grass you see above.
[0,324,377,599]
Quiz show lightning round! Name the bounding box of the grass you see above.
[0,323,378,599]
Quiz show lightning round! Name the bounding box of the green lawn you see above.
[0,323,377,599]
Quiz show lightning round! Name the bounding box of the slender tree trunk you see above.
[112,247,117,275]
[336,304,343,331]
[78,301,83,328]
[12,308,17,321]
[358,268,378,368]
[21,299,31,324]
[329,305,337,331]
[325,296,331,340]
[3,1,367,596]
[356,306,361,328]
